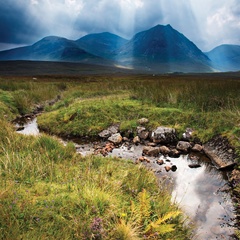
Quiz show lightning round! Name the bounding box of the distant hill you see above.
[115,24,212,72]
[0,36,104,63]
[76,32,128,58]
[0,25,239,73]
[205,44,240,72]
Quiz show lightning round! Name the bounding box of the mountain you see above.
[0,36,103,63]
[115,24,212,72]
[1,24,239,73]
[76,32,128,58]
[205,44,240,72]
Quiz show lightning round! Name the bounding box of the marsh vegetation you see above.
[0,71,239,239]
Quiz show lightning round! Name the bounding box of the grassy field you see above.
[0,70,239,239]
[36,74,240,154]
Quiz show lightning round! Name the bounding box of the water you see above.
[16,119,236,239]
[168,155,235,239]
[107,145,236,239]
[16,118,39,135]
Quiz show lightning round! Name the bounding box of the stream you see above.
[17,118,237,239]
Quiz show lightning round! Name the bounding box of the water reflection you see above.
[170,155,235,239]
[109,148,236,239]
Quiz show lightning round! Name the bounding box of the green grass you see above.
[0,120,190,239]
[0,78,65,115]
[37,75,240,148]
[0,73,239,239]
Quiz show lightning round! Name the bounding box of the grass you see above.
[0,72,239,239]
[0,75,192,239]
[0,121,190,239]
[37,74,240,148]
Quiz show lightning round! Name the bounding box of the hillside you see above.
[206,44,240,72]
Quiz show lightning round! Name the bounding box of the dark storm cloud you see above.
[0,0,45,45]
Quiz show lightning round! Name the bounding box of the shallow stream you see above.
[17,118,236,239]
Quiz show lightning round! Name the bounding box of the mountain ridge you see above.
[0,24,239,73]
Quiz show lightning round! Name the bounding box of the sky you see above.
[0,0,239,52]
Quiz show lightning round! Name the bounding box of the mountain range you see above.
[0,24,239,73]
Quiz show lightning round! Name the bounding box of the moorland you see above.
[0,61,239,239]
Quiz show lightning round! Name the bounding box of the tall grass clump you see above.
[0,78,65,115]
[128,76,240,112]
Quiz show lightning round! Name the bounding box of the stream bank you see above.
[15,116,238,239]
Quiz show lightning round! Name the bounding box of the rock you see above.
[147,142,157,147]
[136,156,150,163]
[182,128,194,140]
[139,131,149,140]
[138,118,149,125]
[168,149,180,158]
[33,104,44,114]
[124,130,134,139]
[122,137,130,142]
[137,126,146,134]
[192,144,203,152]
[98,124,119,138]
[133,136,141,144]
[142,146,160,157]
[16,126,24,131]
[188,164,201,168]
[137,127,149,140]
[138,156,145,162]
[203,135,237,169]
[176,141,191,152]
[145,158,151,163]
[12,114,34,125]
[159,146,170,155]
[151,126,177,144]
[171,165,177,172]
[165,166,172,172]
[94,142,115,156]
[188,154,200,161]
[156,159,164,165]
[108,133,122,145]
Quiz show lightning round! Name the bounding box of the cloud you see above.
[206,0,240,50]
[0,0,239,51]
[0,0,44,44]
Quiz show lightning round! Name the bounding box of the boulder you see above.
[138,118,149,125]
[168,149,180,158]
[188,164,201,168]
[151,126,177,144]
[159,146,170,155]
[133,136,141,144]
[108,133,122,145]
[192,144,203,152]
[182,128,194,140]
[98,124,119,138]
[143,146,160,157]
[176,141,191,152]
[203,135,237,169]
[137,126,149,140]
